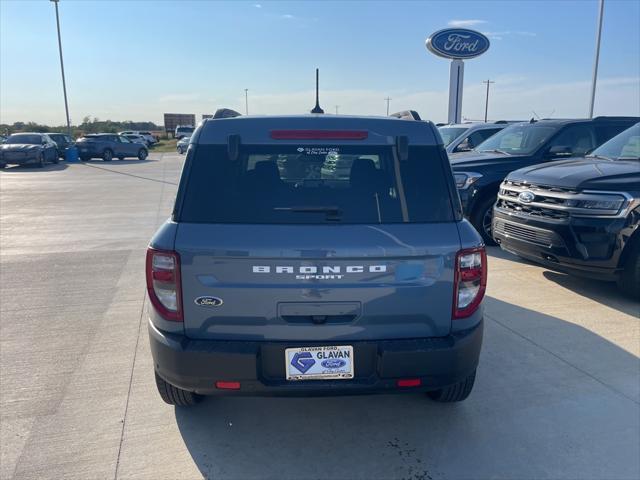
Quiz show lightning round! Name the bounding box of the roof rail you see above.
[592,116,640,121]
[213,108,242,119]
[389,110,422,121]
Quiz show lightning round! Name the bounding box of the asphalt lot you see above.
[1,153,639,480]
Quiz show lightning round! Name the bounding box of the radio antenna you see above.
[311,68,324,114]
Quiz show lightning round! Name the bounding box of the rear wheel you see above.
[102,149,113,162]
[138,149,148,160]
[427,370,476,403]
[118,156,125,161]
[618,240,640,299]
[471,196,498,246]
[154,371,201,406]
[177,146,184,154]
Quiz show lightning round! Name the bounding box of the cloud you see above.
[253,3,262,8]
[281,14,294,19]
[447,19,487,27]
[482,30,537,40]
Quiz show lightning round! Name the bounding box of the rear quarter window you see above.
[177,144,455,224]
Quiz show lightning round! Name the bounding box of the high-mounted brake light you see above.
[270,130,368,140]
[146,248,183,322]
[453,247,487,319]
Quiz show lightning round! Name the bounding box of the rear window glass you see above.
[178,144,454,224]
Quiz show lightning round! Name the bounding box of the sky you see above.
[1,0,639,125]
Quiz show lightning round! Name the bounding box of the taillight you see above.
[146,248,183,322]
[270,130,368,140]
[453,247,487,319]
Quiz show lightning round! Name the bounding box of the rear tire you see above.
[471,196,498,246]
[138,149,148,160]
[51,153,59,164]
[154,371,201,406]
[427,370,476,403]
[80,156,90,162]
[618,240,640,299]
[102,149,113,162]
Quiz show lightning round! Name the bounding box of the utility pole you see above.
[50,0,71,136]
[335,105,339,115]
[482,79,495,122]
[244,89,249,115]
[384,97,392,116]
[589,0,604,118]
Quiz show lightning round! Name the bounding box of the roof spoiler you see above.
[389,110,422,121]
[213,108,242,119]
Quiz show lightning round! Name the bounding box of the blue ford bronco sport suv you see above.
[146,110,487,406]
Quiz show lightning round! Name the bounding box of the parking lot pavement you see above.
[1,153,638,480]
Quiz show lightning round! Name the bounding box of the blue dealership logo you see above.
[321,359,346,369]
[291,351,316,373]
[426,29,490,60]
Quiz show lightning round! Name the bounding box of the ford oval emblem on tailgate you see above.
[321,359,347,369]
[195,296,224,307]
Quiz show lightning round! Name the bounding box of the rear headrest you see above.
[252,160,282,184]
[350,158,381,191]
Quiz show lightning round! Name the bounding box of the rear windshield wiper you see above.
[274,206,343,220]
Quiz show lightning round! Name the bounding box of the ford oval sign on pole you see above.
[426,28,490,124]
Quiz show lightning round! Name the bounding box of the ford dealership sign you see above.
[426,28,490,60]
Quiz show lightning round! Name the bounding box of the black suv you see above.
[450,116,639,243]
[493,123,640,298]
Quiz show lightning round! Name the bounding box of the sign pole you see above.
[426,28,490,125]
[448,60,464,124]
[589,0,604,118]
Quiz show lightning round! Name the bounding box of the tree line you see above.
[1,117,162,138]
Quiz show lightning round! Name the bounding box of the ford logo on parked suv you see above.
[518,191,535,203]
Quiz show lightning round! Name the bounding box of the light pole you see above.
[335,105,339,115]
[384,97,392,116]
[589,0,604,118]
[244,89,249,115]
[50,0,71,136]
[482,79,494,122]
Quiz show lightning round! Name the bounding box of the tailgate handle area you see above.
[278,302,361,324]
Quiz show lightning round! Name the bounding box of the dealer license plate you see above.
[285,345,354,381]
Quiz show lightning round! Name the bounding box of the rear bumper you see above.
[149,320,483,396]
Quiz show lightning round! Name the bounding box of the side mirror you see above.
[454,139,473,152]
[547,145,573,158]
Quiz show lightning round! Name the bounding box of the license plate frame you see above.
[285,345,354,381]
